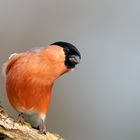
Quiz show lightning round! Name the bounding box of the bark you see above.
[0,106,64,140]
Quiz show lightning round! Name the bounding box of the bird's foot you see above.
[39,120,47,134]
[39,125,47,134]
[15,113,25,125]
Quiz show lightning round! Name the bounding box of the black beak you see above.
[69,55,80,65]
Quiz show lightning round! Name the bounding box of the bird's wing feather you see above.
[30,47,44,53]
[3,53,21,76]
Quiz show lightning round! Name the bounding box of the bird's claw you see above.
[39,120,47,134]
[17,113,25,124]
[39,127,47,134]
[13,113,25,127]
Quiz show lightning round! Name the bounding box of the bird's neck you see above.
[39,46,69,82]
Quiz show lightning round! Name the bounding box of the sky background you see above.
[0,0,140,140]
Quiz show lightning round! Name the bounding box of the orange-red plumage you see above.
[5,46,68,114]
[3,42,81,133]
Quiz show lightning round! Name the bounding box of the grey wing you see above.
[30,46,44,53]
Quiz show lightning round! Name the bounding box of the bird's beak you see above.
[69,55,81,65]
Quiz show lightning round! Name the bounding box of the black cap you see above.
[51,41,81,68]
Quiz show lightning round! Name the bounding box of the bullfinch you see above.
[3,41,81,133]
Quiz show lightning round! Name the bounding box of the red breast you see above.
[5,45,68,114]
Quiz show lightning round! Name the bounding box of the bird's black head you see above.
[51,41,81,69]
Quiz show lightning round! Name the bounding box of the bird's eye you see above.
[65,48,70,52]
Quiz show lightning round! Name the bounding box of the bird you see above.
[3,41,81,134]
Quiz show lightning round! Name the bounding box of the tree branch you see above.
[0,106,64,140]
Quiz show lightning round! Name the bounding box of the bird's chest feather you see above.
[6,56,57,113]
[6,50,67,113]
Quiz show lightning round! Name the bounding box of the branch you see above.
[0,106,64,140]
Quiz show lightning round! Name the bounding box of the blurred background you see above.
[0,0,140,140]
